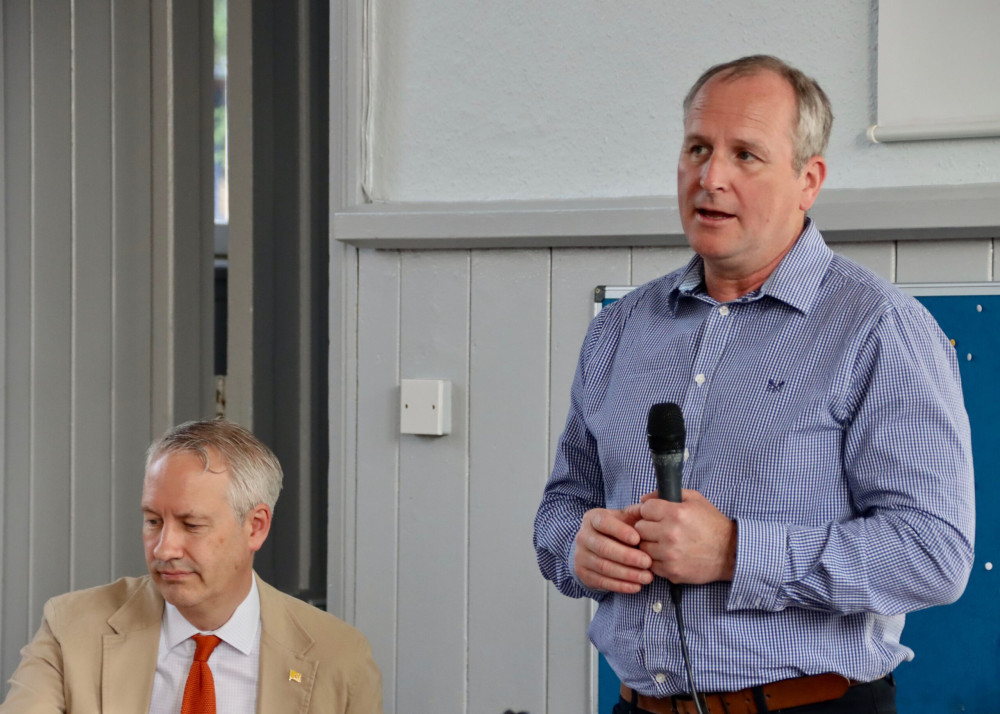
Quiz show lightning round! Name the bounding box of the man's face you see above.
[677,70,825,292]
[142,450,268,630]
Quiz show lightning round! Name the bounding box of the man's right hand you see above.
[574,508,654,593]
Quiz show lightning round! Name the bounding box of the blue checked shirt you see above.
[534,220,975,696]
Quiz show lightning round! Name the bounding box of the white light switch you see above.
[400,379,452,436]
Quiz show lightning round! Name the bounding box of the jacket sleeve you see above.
[345,640,382,714]
[0,600,68,713]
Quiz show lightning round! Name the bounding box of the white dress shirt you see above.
[148,578,261,714]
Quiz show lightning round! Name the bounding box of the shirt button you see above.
[652,601,663,613]
[655,673,667,684]
[684,448,690,461]
[719,305,730,316]
[694,373,706,386]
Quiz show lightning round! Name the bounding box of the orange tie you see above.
[181,634,223,714]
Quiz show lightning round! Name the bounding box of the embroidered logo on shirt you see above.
[767,379,785,393]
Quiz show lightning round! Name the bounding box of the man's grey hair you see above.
[682,55,833,173]
[145,419,283,522]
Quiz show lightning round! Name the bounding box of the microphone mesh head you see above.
[647,402,685,452]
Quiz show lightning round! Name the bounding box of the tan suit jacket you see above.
[0,573,381,713]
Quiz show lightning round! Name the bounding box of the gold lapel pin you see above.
[289,670,302,683]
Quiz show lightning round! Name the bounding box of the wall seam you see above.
[543,248,553,709]
[392,250,401,714]
[463,248,471,713]
[68,0,78,591]
[0,0,7,677]
[108,0,119,579]
[26,0,36,627]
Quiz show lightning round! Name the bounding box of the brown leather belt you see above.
[620,672,852,714]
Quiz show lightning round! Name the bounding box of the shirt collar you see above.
[162,575,261,655]
[758,218,833,314]
[670,218,832,315]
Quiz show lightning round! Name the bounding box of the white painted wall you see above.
[367,0,1000,202]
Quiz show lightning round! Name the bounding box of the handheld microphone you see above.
[646,402,705,713]
[647,402,685,504]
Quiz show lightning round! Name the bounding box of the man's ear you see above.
[798,155,827,212]
[246,504,272,552]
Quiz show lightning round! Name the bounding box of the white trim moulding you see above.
[333,183,1000,250]
[868,121,1000,143]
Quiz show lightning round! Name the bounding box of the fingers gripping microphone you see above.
[647,402,685,504]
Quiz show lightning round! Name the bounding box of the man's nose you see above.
[152,523,183,561]
[699,155,728,191]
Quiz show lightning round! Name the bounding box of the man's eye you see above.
[144,519,161,528]
[737,150,757,161]
[689,145,708,156]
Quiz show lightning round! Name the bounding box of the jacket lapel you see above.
[101,577,164,714]
[255,574,318,714]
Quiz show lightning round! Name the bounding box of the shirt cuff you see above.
[567,539,592,592]
[727,519,787,612]
[566,539,613,600]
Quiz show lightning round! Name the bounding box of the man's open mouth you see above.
[697,208,735,220]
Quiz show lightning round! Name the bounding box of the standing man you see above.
[2,419,382,713]
[534,56,974,714]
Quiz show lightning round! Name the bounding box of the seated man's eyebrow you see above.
[176,511,211,521]
[141,507,210,521]
[735,138,767,154]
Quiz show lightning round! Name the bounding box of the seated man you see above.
[1,419,381,713]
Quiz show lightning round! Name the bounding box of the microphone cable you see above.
[670,582,707,714]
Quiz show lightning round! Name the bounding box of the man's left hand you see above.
[627,490,737,585]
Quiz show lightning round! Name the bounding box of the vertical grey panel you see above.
[111,0,153,578]
[0,0,9,682]
[329,244,359,622]
[396,250,470,712]
[897,239,992,282]
[548,248,630,713]
[468,250,549,714]
[327,0,367,623]
[225,0,254,430]
[632,246,695,285]
[994,239,999,281]
[71,0,114,590]
[29,0,73,624]
[150,0,214,434]
[354,249,401,713]
[2,0,32,681]
[0,0,6,677]
[831,242,895,282]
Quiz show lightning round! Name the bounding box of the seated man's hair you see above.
[146,419,283,521]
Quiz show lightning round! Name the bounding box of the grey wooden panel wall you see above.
[397,251,470,711]
[467,250,550,712]
[1,0,212,687]
[349,235,997,713]
[0,0,152,683]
